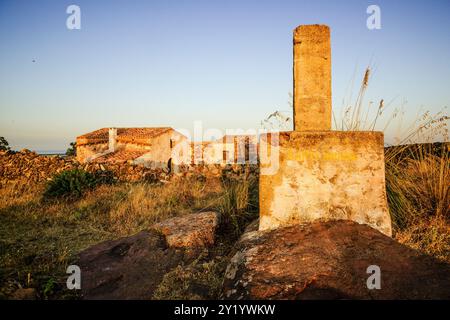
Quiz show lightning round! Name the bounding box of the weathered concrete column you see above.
[259,24,391,236]
[293,25,331,131]
[108,128,117,153]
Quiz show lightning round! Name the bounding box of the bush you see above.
[0,137,10,152]
[44,169,98,199]
[91,169,115,185]
[65,142,76,156]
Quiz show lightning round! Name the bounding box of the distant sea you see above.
[36,150,66,156]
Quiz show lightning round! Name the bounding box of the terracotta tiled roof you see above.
[77,127,173,145]
[78,128,109,140]
[91,150,148,164]
[79,127,172,139]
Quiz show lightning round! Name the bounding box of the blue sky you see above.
[0,0,449,151]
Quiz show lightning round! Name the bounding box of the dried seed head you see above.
[363,68,370,87]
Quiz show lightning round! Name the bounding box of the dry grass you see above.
[386,144,449,227]
[153,250,228,300]
[386,143,450,263]
[396,216,450,262]
[0,175,227,299]
[84,177,222,235]
[217,169,259,235]
[0,181,44,210]
[0,171,259,299]
[335,67,450,263]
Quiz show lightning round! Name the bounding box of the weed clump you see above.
[43,169,98,199]
[217,168,259,236]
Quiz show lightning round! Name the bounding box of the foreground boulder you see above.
[78,211,220,299]
[78,230,186,299]
[153,211,220,248]
[222,220,450,299]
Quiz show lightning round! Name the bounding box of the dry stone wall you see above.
[0,150,258,191]
[0,150,77,188]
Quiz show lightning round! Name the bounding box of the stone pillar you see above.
[108,128,117,153]
[293,25,332,131]
[259,24,391,236]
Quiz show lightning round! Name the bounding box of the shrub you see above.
[44,169,98,199]
[43,277,57,298]
[91,169,115,185]
[65,142,76,156]
[0,137,10,152]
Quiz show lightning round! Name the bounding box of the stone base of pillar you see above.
[259,131,392,236]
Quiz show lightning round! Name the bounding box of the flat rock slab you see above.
[77,212,220,299]
[153,211,220,248]
[223,220,450,299]
[78,230,187,299]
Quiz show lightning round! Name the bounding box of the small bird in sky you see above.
[32,59,36,63]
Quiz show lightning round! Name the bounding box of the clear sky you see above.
[0,0,449,151]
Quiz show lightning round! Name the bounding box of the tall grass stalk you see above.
[335,68,449,240]
[386,143,449,229]
[217,168,258,235]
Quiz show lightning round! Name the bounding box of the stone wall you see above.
[76,143,109,163]
[0,150,78,188]
[0,150,169,189]
[0,150,258,191]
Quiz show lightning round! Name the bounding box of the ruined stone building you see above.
[76,127,258,168]
[191,135,258,165]
[76,127,187,168]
